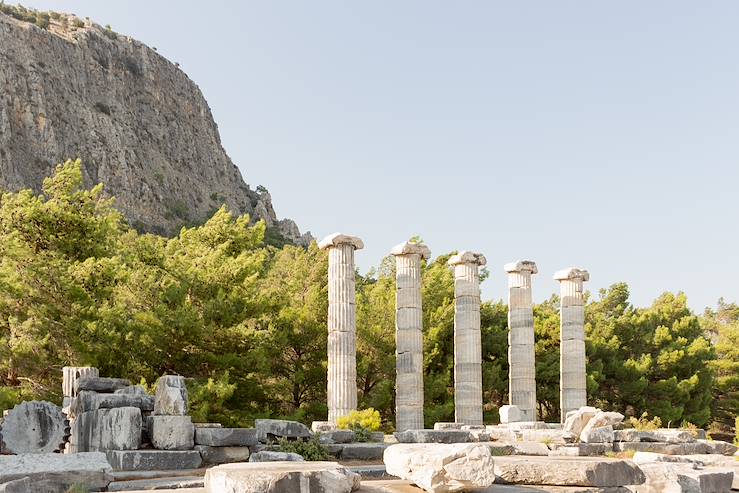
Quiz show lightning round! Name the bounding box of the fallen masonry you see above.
[384,443,496,492]
[204,461,361,493]
[493,456,646,488]
[394,429,472,443]
[106,450,203,471]
[0,401,69,454]
[0,452,112,493]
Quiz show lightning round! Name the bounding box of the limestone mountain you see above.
[0,7,310,244]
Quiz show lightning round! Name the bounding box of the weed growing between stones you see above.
[275,436,329,461]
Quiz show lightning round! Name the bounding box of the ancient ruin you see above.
[0,241,736,493]
[504,260,538,422]
[391,240,430,433]
[318,232,364,423]
[555,267,590,421]
[448,250,487,426]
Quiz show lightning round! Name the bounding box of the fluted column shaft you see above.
[320,233,364,423]
[505,261,537,422]
[448,251,486,426]
[391,241,430,432]
[554,267,590,422]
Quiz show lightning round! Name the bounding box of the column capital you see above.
[318,232,364,251]
[553,267,589,282]
[504,260,538,274]
[448,250,486,267]
[390,240,431,259]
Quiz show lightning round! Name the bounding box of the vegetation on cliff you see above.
[0,161,735,436]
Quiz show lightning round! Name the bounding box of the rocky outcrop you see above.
[0,10,311,244]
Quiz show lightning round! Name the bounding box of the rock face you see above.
[204,461,360,493]
[383,443,496,493]
[0,401,69,453]
[0,452,112,493]
[0,11,309,244]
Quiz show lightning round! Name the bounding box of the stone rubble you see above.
[106,450,203,471]
[205,461,361,493]
[0,452,112,493]
[493,456,645,487]
[383,443,496,493]
[75,376,131,394]
[249,451,305,462]
[394,429,472,444]
[255,418,312,442]
[196,445,251,465]
[196,427,259,447]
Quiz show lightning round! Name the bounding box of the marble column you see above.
[391,240,431,432]
[554,267,590,422]
[319,233,364,423]
[504,260,538,422]
[448,251,487,426]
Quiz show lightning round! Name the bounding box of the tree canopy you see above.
[0,160,732,432]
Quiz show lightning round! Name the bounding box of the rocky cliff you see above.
[0,8,310,243]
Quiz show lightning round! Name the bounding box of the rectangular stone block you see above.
[395,333,423,360]
[148,415,194,450]
[560,372,587,389]
[106,450,202,471]
[613,441,711,455]
[613,429,695,443]
[394,430,472,443]
[508,287,532,308]
[0,452,112,492]
[195,427,259,446]
[493,456,645,487]
[75,376,130,394]
[69,390,154,418]
[70,407,142,452]
[561,339,586,357]
[396,288,421,308]
[508,327,535,346]
[195,445,250,465]
[339,443,388,460]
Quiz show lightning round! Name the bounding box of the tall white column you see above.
[504,260,538,422]
[554,267,590,422]
[391,240,431,432]
[319,232,364,423]
[448,251,486,426]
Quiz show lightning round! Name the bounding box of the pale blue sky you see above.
[23,1,739,310]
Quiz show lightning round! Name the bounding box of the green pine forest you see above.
[0,160,736,436]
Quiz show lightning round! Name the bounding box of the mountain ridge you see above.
[0,7,311,244]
